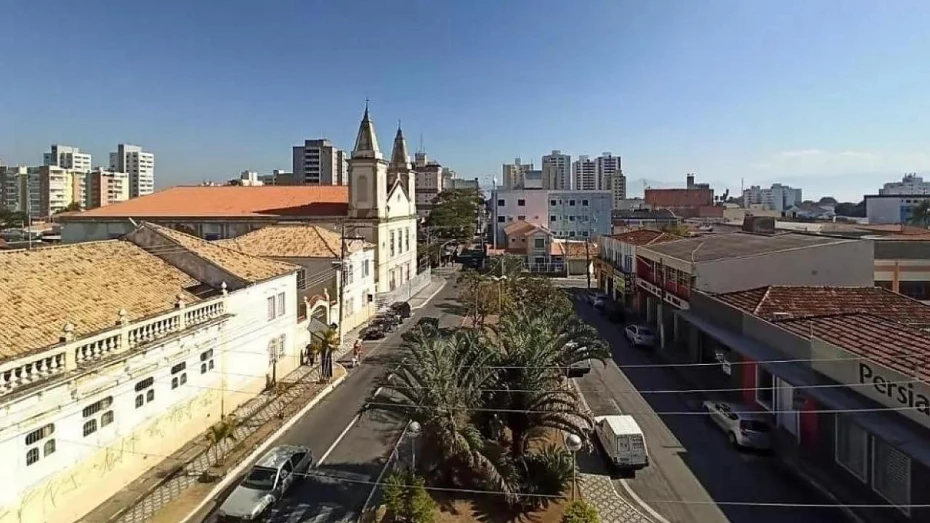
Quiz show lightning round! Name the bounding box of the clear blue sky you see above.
[3,0,930,201]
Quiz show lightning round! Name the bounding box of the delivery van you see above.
[593,415,649,471]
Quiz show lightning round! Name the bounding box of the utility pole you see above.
[334,220,348,381]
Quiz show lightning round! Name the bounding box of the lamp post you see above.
[565,433,583,500]
[408,421,422,471]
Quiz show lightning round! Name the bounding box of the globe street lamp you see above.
[409,421,422,471]
[565,433,583,500]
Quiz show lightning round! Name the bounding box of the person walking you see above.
[352,339,362,367]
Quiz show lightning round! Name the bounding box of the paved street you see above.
[570,294,849,523]
[197,277,458,523]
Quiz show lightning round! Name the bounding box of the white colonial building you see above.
[0,223,300,523]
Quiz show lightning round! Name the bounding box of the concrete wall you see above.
[694,240,874,294]
[0,323,227,523]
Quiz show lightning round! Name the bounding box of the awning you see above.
[678,309,930,468]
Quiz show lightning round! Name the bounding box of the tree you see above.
[660,223,690,237]
[562,500,601,523]
[426,189,482,242]
[834,200,866,217]
[55,202,82,214]
[205,414,240,464]
[0,208,27,229]
[818,196,838,205]
[909,200,930,227]
[308,327,339,381]
[457,270,510,328]
[383,470,438,523]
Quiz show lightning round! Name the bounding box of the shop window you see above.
[872,437,911,514]
[835,414,868,481]
[755,367,774,410]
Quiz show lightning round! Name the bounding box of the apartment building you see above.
[43,145,91,173]
[542,150,571,190]
[595,152,624,199]
[292,138,348,185]
[501,158,533,190]
[414,153,444,219]
[491,189,612,245]
[866,194,930,225]
[879,173,930,195]
[85,168,130,209]
[742,183,803,212]
[572,156,598,190]
[109,144,155,198]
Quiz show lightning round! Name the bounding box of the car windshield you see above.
[740,420,771,432]
[242,466,277,490]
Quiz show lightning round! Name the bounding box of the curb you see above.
[358,424,409,520]
[179,367,349,523]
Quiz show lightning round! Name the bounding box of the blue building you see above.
[547,190,612,239]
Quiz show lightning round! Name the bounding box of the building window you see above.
[582,199,589,206]
[83,396,113,418]
[101,411,114,427]
[550,215,556,222]
[518,215,526,220]
[267,296,276,320]
[534,238,545,249]
[269,334,286,360]
[297,269,307,290]
[200,349,215,373]
[43,439,56,456]
[497,199,505,206]
[405,228,410,252]
[756,367,774,409]
[390,230,396,256]
[569,200,576,206]
[346,263,354,285]
[518,199,526,206]
[277,292,286,316]
[872,437,911,513]
[569,216,575,222]
[497,216,505,223]
[25,424,55,445]
[26,448,39,466]
[135,377,155,408]
[363,259,370,277]
[171,362,187,390]
[83,419,98,437]
[550,200,556,206]
[835,414,869,481]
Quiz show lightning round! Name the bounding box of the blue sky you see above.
[3,0,930,202]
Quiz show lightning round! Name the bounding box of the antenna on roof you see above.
[419,133,425,154]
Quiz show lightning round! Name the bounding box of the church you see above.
[345,104,423,298]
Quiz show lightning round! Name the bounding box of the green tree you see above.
[909,200,930,227]
[308,327,339,381]
[426,189,482,242]
[562,500,601,523]
[0,208,28,229]
[383,470,438,523]
[205,414,239,464]
[457,270,510,328]
[835,200,866,217]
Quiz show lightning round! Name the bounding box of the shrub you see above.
[562,499,600,523]
[383,469,437,523]
[516,444,575,507]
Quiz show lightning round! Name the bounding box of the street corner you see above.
[578,473,657,523]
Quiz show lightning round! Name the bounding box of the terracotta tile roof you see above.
[610,230,680,246]
[715,285,930,327]
[0,241,205,362]
[503,220,545,236]
[778,314,930,381]
[217,224,371,259]
[65,186,349,219]
[145,223,298,283]
[551,240,599,258]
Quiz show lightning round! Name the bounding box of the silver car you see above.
[624,325,656,347]
[218,444,313,521]
[702,401,773,450]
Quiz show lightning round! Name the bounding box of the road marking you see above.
[317,386,383,465]
[610,398,623,414]
[616,478,673,523]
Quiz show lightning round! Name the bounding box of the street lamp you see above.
[565,433,583,500]
[408,421,422,471]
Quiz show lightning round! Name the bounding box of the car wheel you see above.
[728,432,738,447]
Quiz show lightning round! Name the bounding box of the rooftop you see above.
[612,209,678,221]
[145,224,297,283]
[63,185,349,219]
[0,241,205,362]
[503,220,548,236]
[715,285,930,327]
[641,232,851,263]
[609,230,680,246]
[551,240,598,258]
[217,224,371,259]
[777,313,930,382]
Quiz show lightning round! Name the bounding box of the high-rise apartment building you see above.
[542,150,571,190]
[292,139,348,185]
[596,152,626,207]
[1,166,84,217]
[43,145,92,173]
[572,156,597,191]
[742,183,803,212]
[85,168,130,209]
[0,166,28,213]
[502,158,533,190]
[109,144,155,198]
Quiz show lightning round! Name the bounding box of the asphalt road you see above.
[200,278,460,523]
[570,293,849,523]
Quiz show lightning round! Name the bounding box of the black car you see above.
[374,316,398,332]
[390,302,412,320]
[416,316,440,328]
[362,325,386,340]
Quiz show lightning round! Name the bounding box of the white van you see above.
[593,415,649,471]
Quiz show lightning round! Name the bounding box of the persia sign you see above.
[859,363,930,416]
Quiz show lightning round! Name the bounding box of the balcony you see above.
[0,295,228,397]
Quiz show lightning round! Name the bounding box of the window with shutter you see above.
[835,414,868,481]
[872,437,911,513]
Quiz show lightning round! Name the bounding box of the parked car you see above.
[416,316,440,328]
[375,313,401,330]
[362,325,387,340]
[390,301,412,320]
[624,325,656,347]
[593,415,649,472]
[702,400,773,450]
[217,445,313,521]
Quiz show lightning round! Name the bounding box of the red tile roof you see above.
[551,240,598,258]
[65,186,349,219]
[778,313,930,381]
[610,230,680,246]
[715,285,930,327]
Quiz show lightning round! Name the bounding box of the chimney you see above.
[686,173,695,188]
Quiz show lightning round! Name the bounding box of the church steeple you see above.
[388,123,411,173]
[352,101,381,159]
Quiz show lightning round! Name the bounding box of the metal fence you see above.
[375,267,432,308]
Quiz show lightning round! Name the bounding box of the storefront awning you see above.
[678,310,930,468]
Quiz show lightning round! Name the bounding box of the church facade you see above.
[345,106,422,298]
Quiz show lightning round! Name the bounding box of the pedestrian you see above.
[306,344,315,367]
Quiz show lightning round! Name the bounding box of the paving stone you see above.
[578,473,655,523]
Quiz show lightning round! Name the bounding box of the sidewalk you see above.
[578,474,655,523]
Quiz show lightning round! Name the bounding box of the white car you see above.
[624,325,656,347]
[702,401,773,450]
[217,445,313,521]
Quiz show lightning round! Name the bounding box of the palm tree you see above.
[205,414,239,465]
[370,329,519,501]
[308,327,339,381]
[909,200,930,227]
[488,306,609,457]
